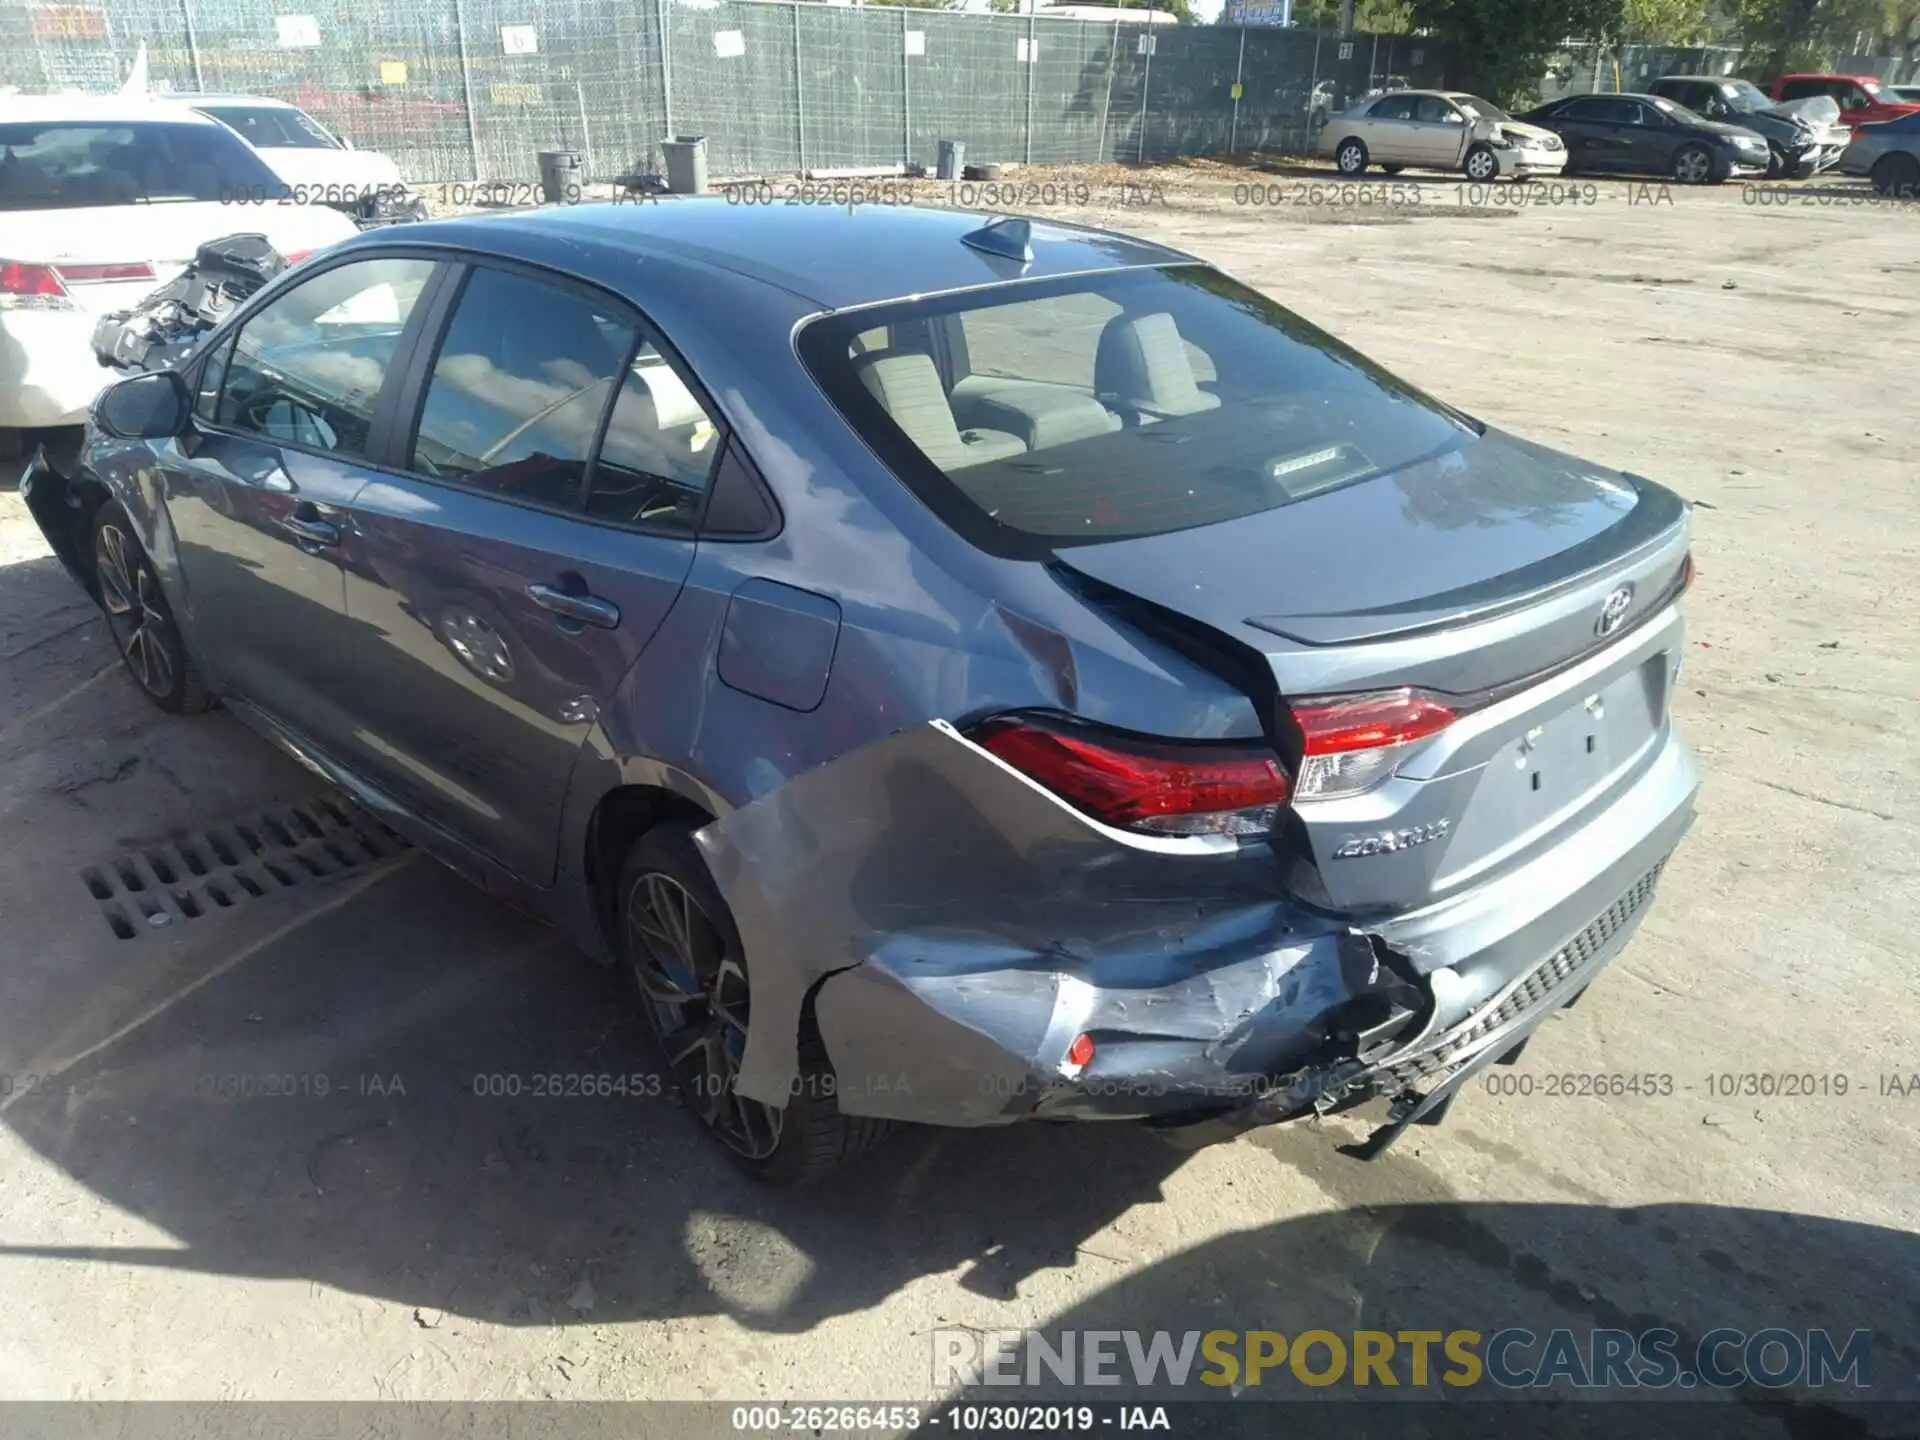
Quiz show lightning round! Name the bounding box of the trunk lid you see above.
[1054,428,1691,915]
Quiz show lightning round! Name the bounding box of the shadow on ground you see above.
[1,853,1917,1434]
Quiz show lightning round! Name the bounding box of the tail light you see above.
[0,261,74,311]
[2,260,158,311]
[1287,689,1456,801]
[283,249,316,266]
[969,715,1291,837]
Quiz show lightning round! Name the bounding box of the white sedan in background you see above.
[0,94,358,460]
[183,93,423,222]
[1319,89,1568,180]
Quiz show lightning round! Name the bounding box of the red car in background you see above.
[1765,74,1920,131]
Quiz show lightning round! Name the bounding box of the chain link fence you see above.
[0,0,1446,183]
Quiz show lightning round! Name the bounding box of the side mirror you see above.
[95,370,189,440]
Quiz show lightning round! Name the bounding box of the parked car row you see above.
[1319,74,1917,192]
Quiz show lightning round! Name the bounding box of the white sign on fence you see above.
[1016,35,1036,63]
[713,28,745,57]
[904,29,925,56]
[500,23,537,54]
[1337,40,1354,59]
[1136,33,1155,55]
[273,14,320,47]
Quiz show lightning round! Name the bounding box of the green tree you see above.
[1726,0,1883,74]
[1409,0,1624,103]
[1622,0,1711,40]
[1291,0,1417,29]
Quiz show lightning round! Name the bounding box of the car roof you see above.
[0,93,223,124]
[396,199,1197,311]
[1777,73,1882,82]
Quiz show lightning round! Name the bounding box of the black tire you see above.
[1333,138,1368,175]
[1870,152,1920,198]
[1672,142,1717,185]
[1379,163,1404,175]
[616,822,892,1185]
[90,501,212,714]
[1462,142,1500,182]
[1765,144,1787,180]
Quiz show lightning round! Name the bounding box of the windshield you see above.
[1453,95,1512,123]
[1721,80,1771,112]
[0,121,284,210]
[798,264,1475,556]
[197,104,341,150]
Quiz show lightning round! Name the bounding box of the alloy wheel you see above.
[1674,147,1712,184]
[95,522,176,699]
[626,870,783,1159]
[1465,149,1496,181]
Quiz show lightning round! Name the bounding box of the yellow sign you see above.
[379,59,408,84]
[1230,82,1243,100]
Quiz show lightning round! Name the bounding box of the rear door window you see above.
[407,266,636,511]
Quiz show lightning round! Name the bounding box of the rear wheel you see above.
[1672,142,1716,184]
[91,502,211,714]
[1333,138,1369,175]
[1870,152,1920,198]
[616,822,892,1184]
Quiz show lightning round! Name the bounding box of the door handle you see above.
[527,583,620,629]
[280,513,339,547]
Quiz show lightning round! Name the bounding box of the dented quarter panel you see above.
[695,719,1386,1114]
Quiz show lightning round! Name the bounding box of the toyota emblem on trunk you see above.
[1596,585,1634,637]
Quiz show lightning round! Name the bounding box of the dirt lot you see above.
[0,163,1914,1425]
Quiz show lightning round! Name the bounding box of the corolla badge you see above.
[1333,819,1449,859]
[1595,585,1635,638]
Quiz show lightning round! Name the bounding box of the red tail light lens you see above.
[0,260,73,310]
[1287,689,1457,801]
[282,249,316,266]
[969,715,1291,836]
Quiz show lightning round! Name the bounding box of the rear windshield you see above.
[197,104,340,150]
[798,264,1474,556]
[0,120,284,210]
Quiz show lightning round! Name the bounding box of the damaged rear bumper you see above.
[696,717,1696,1141]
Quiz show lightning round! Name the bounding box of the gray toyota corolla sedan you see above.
[23,201,1698,1183]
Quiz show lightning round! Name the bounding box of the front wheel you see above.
[92,502,211,714]
[1333,138,1368,175]
[617,822,892,1184]
[1672,143,1717,185]
[1463,143,1500,182]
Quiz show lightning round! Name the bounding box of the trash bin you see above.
[536,149,582,204]
[661,135,709,195]
[936,139,966,181]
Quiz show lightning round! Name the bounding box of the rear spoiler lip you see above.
[1246,475,1689,650]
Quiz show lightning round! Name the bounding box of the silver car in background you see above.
[1319,89,1567,181]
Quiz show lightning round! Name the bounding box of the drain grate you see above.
[83,796,410,940]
